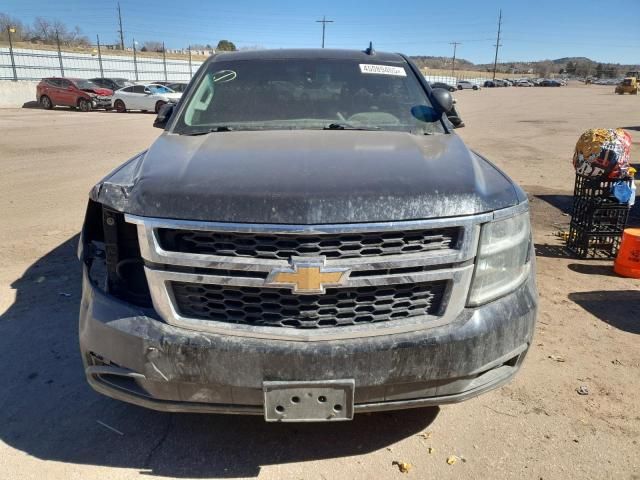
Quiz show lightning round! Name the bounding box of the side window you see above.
[59,79,72,89]
[47,79,61,87]
[121,86,134,93]
[132,85,146,94]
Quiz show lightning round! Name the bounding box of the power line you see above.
[117,2,125,50]
[492,9,502,80]
[450,41,461,76]
[315,16,334,48]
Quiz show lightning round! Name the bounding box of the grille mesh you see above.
[157,228,460,260]
[172,281,448,329]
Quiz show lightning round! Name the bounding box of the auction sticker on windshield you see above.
[359,64,407,76]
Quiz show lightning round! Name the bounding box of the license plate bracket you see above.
[263,380,355,422]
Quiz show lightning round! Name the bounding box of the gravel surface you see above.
[0,84,638,479]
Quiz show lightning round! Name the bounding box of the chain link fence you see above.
[0,41,205,82]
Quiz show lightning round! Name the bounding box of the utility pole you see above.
[96,34,104,77]
[492,9,502,80]
[450,41,461,77]
[55,30,64,77]
[162,41,167,81]
[315,16,334,48]
[117,2,125,50]
[132,38,138,81]
[7,26,18,81]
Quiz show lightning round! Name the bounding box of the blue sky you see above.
[4,0,639,64]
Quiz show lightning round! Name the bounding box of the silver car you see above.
[457,80,480,90]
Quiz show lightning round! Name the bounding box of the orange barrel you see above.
[614,228,640,278]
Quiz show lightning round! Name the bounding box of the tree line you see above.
[0,12,90,46]
[1,12,237,52]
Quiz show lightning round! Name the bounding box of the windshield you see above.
[149,85,174,94]
[74,79,100,90]
[117,79,136,88]
[174,59,444,134]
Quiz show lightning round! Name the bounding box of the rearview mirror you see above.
[431,88,454,114]
[153,103,175,129]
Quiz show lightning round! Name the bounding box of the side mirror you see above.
[144,89,151,94]
[410,105,440,123]
[153,103,175,129]
[431,88,454,114]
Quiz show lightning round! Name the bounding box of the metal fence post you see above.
[132,38,138,81]
[188,45,192,77]
[55,31,64,77]
[96,34,104,77]
[162,41,167,81]
[7,26,18,81]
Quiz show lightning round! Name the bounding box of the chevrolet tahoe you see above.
[78,48,537,422]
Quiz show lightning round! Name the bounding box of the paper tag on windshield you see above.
[359,64,407,76]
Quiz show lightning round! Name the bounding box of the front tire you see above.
[155,100,167,114]
[473,85,479,90]
[78,99,92,112]
[40,95,53,110]
[114,99,126,113]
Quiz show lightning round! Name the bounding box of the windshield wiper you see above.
[183,126,234,136]
[324,122,379,131]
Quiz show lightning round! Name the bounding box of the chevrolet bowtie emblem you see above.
[266,257,350,294]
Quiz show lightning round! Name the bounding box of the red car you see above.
[36,77,113,111]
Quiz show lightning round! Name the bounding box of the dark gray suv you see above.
[78,48,537,422]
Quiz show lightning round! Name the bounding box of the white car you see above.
[112,84,182,113]
[515,80,534,87]
[456,80,480,90]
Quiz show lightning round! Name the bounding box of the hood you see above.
[83,87,113,96]
[92,130,522,224]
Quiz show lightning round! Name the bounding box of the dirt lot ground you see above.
[0,84,638,480]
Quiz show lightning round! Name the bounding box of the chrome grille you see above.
[125,211,499,341]
[172,281,448,329]
[157,228,460,260]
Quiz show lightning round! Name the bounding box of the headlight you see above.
[467,211,532,306]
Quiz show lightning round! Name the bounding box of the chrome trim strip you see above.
[144,265,474,341]
[128,215,485,270]
[125,212,494,234]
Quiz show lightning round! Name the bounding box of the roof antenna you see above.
[365,41,375,55]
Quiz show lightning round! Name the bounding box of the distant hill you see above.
[411,55,639,78]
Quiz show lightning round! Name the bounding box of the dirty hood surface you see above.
[92,130,521,224]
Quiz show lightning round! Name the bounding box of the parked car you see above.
[430,81,456,92]
[484,80,497,88]
[167,82,188,93]
[501,79,513,86]
[89,77,136,91]
[36,77,113,111]
[111,84,182,113]
[457,80,479,90]
[515,80,533,87]
[79,48,537,421]
[540,79,562,87]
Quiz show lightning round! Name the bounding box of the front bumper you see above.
[79,267,537,415]
[91,97,112,109]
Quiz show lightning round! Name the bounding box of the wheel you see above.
[449,87,455,92]
[154,100,167,114]
[473,85,478,90]
[78,98,92,112]
[457,85,463,90]
[114,99,126,113]
[40,95,53,110]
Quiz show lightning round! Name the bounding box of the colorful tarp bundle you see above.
[572,128,632,179]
